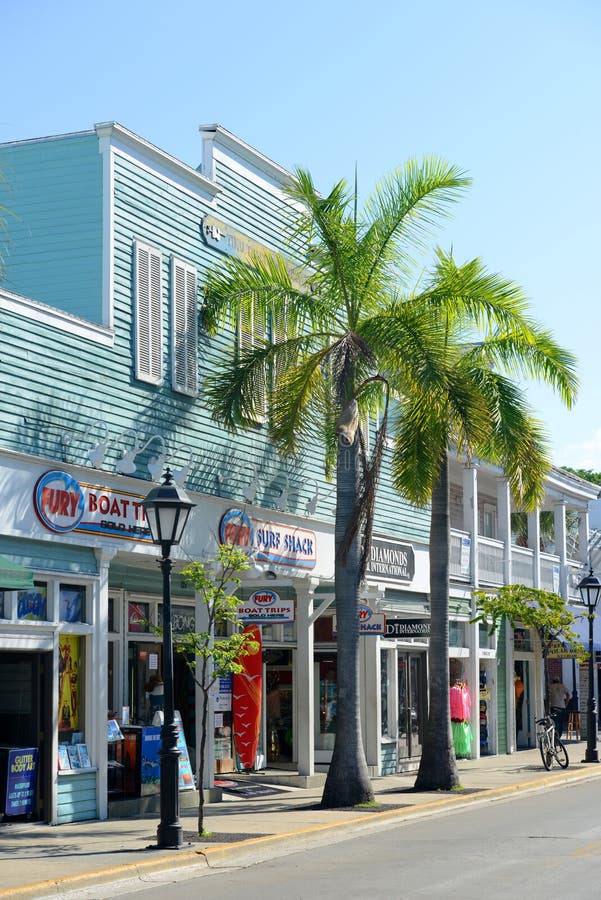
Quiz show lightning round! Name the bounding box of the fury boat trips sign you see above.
[219,508,317,570]
[33,470,152,541]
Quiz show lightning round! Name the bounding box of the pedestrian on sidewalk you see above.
[549,677,570,738]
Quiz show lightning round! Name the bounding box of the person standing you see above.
[549,676,570,738]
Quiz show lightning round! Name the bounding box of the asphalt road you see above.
[63,779,601,899]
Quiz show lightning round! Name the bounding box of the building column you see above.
[462,465,479,758]
[497,477,512,585]
[528,509,541,587]
[463,464,479,586]
[296,578,319,776]
[554,500,568,598]
[579,508,590,565]
[94,547,117,821]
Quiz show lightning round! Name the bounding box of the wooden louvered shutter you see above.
[238,299,266,420]
[171,257,198,396]
[134,241,163,384]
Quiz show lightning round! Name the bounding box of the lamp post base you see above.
[582,749,600,763]
[156,822,184,849]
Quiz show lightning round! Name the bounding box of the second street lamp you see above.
[577,567,601,764]
[142,468,196,848]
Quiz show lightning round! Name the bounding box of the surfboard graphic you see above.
[233,625,263,771]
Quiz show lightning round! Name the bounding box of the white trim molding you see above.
[0,289,115,347]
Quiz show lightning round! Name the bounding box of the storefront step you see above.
[232,771,327,789]
[107,788,221,819]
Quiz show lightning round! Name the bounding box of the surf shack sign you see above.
[366,538,415,583]
[219,508,316,570]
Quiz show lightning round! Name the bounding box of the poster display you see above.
[140,713,194,793]
[58,635,82,737]
[4,748,39,816]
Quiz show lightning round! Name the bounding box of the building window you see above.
[128,601,150,633]
[134,240,163,385]
[17,582,47,621]
[449,620,466,647]
[171,257,198,396]
[0,591,5,619]
[59,585,86,623]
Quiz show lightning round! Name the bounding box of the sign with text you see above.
[366,538,415,583]
[237,589,295,623]
[33,470,151,542]
[546,640,580,659]
[333,604,386,636]
[4,748,38,816]
[385,619,430,639]
[220,508,316,570]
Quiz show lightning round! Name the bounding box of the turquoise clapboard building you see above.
[0,122,596,824]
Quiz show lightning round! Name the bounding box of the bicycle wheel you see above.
[539,736,553,770]
[554,736,569,769]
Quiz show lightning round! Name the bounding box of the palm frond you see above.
[360,158,471,295]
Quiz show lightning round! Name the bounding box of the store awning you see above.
[0,555,35,590]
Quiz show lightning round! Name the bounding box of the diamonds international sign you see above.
[366,538,415,583]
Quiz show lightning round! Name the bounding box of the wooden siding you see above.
[56,770,97,823]
[0,133,103,322]
[0,133,432,551]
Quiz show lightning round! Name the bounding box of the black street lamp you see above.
[143,468,196,848]
[577,567,601,764]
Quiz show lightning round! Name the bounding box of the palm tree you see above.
[390,256,577,789]
[202,163,569,807]
[203,162,471,807]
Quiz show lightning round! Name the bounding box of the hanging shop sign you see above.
[385,619,430,638]
[366,538,415,583]
[33,470,151,541]
[237,589,295,623]
[546,640,580,659]
[220,508,316,570]
[4,748,39,816]
[333,603,386,636]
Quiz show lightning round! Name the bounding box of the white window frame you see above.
[134,240,163,385]
[171,256,198,396]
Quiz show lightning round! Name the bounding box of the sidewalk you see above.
[2,740,601,899]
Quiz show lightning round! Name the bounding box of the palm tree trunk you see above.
[321,435,374,808]
[414,450,460,790]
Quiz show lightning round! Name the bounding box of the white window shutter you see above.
[171,257,198,396]
[134,241,163,384]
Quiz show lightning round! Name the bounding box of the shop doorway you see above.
[514,659,534,748]
[265,649,293,765]
[0,651,52,822]
[397,652,426,764]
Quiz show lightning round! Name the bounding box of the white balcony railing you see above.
[508,546,534,587]
[540,553,560,592]
[477,537,504,585]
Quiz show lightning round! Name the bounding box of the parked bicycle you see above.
[536,715,569,770]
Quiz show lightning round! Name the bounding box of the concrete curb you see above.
[5,764,601,899]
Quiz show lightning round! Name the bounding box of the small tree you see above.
[472,584,585,711]
[170,544,258,836]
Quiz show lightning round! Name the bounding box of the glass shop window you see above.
[0,591,5,619]
[58,634,85,744]
[449,620,466,647]
[128,601,151,633]
[17,582,48,621]
[59,585,86,623]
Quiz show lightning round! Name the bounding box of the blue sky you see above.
[2,0,600,470]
